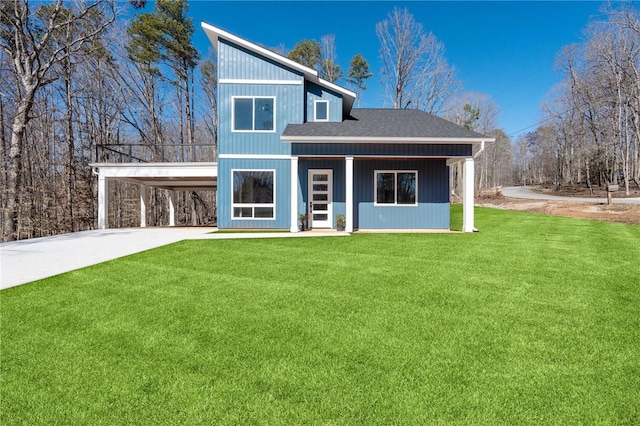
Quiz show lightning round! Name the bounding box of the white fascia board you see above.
[201,22,317,79]
[313,76,356,108]
[201,21,357,114]
[280,136,496,144]
[89,162,218,178]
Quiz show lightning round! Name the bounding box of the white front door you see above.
[308,169,333,229]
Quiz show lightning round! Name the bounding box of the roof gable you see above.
[201,22,356,115]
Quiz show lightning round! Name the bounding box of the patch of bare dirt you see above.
[476,189,640,226]
[534,183,640,199]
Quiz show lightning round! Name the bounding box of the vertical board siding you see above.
[217,39,304,156]
[298,159,345,228]
[218,40,303,81]
[354,159,450,229]
[217,158,291,229]
[292,143,473,157]
[218,84,302,156]
[305,82,343,123]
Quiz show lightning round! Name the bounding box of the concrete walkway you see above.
[0,227,348,290]
[502,186,640,205]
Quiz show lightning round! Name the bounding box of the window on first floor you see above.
[314,100,329,121]
[232,170,275,219]
[375,170,417,206]
[232,97,275,132]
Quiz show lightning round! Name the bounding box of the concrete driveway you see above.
[0,227,349,290]
[502,186,640,205]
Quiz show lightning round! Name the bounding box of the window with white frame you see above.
[314,100,329,121]
[232,170,275,219]
[232,97,275,132]
[375,171,417,206]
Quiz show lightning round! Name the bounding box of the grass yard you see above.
[2,207,639,424]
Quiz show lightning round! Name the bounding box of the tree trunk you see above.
[5,88,36,241]
[65,64,76,231]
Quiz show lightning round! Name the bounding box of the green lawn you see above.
[2,208,639,424]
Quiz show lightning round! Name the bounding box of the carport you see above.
[90,162,218,229]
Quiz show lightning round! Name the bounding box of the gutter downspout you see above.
[471,141,485,232]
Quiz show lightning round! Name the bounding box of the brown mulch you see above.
[476,188,640,226]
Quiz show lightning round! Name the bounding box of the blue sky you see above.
[186,1,605,139]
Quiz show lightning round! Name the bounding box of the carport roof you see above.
[89,162,217,191]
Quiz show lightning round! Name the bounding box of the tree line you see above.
[517,3,640,195]
[1,1,517,241]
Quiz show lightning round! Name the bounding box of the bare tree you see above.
[320,34,342,83]
[376,7,458,113]
[0,0,115,241]
[545,3,640,194]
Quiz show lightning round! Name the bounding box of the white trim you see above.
[169,190,176,227]
[463,158,475,233]
[314,100,329,122]
[139,184,148,227]
[202,22,318,78]
[345,157,354,233]
[293,155,465,160]
[290,157,299,232]
[374,170,419,207]
[97,175,108,229]
[219,154,292,160]
[201,22,356,110]
[281,135,495,144]
[220,79,303,86]
[231,96,276,133]
[308,169,333,229]
[231,169,276,221]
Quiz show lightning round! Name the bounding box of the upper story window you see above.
[314,100,329,122]
[232,97,275,132]
[375,170,418,206]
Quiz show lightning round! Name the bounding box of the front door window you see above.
[308,170,333,228]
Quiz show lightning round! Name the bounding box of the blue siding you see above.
[218,40,303,81]
[292,143,472,157]
[218,158,291,229]
[305,82,343,122]
[217,38,304,156]
[218,84,302,155]
[354,159,450,230]
[298,159,345,228]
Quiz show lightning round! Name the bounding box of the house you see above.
[90,24,492,233]
[202,22,492,233]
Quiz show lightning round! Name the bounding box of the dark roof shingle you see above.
[282,109,490,140]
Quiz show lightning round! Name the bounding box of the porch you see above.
[289,155,477,233]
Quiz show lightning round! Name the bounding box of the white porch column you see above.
[345,156,354,233]
[462,157,475,233]
[290,157,299,232]
[97,174,108,229]
[168,190,176,227]
[139,184,148,228]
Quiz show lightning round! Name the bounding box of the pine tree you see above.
[346,54,372,107]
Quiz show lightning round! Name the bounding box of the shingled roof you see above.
[282,109,493,143]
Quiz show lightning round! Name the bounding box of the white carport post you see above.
[345,156,354,233]
[168,190,176,227]
[97,174,108,229]
[139,184,148,227]
[290,157,299,232]
[462,157,475,233]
